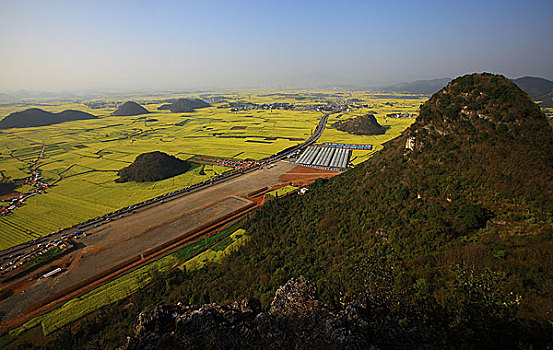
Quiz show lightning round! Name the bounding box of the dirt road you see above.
[0,161,297,322]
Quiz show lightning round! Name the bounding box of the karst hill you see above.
[158,98,211,113]
[332,113,386,135]
[116,151,191,183]
[112,101,150,116]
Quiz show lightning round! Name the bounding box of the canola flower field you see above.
[0,91,424,249]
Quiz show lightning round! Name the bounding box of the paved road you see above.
[0,161,297,322]
[0,111,333,262]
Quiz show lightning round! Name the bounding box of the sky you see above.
[1,0,552,92]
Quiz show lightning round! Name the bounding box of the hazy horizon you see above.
[1,0,552,93]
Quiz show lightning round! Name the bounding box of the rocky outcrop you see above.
[125,277,415,350]
[332,114,386,135]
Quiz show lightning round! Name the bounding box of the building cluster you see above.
[323,143,373,150]
[190,155,258,170]
[223,101,350,113]
[0,236,75,278]
[296,146,351,170]
[84,101,120,109]
[386,112,418,118]
[0,171,49,217]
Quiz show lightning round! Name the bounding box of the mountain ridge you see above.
[0,108,97,129]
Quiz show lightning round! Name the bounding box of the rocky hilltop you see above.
[125,277,413,350]
[0,108,96,129]
[113,101,150,116]
[332,113,386,135]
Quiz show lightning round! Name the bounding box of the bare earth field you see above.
[0,161,298,322]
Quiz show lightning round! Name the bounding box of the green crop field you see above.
[267,185,298,197]
[0,91,425,249]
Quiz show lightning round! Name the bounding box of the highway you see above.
[0,111,333,262]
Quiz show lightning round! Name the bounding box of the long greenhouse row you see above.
[296,146,350,168]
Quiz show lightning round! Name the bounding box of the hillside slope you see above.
[512,76,553,100]
[28,74,553,349]
[152,73,553,347]
[0,108,96,129]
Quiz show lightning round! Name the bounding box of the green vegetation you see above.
[0,108,97,129]
[184,229,248,270]
[331,113,386,135]
[17,74,553,349]
[266,185,297,197]
[10,246,65,278]
[116,151,191,183]
[112,101,149,116]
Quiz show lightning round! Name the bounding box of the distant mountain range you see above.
[379,78,452,95]
[380,76,553,106]
[0,108,97,129]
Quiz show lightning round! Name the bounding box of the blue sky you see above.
[1,0,552,91]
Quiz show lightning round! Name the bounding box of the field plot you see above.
[318,93,425,164]
[0,99,322,249]
[0,91,424,249]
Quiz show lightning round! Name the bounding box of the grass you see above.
[267,185,297,197]
[184,229,248,271]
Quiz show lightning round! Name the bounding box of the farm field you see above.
[0,91,425,249]
[266,185,298,197]
[9,225,247,337]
